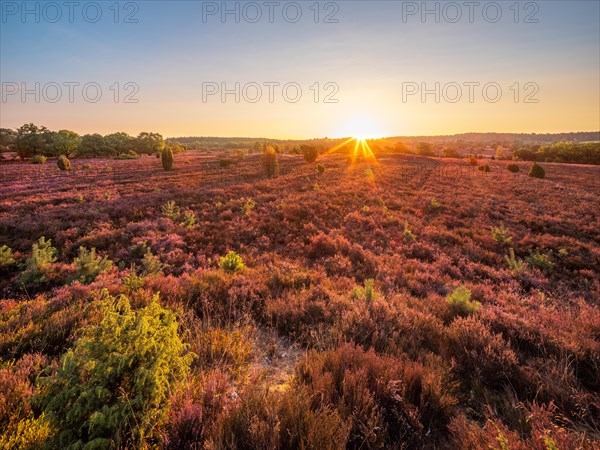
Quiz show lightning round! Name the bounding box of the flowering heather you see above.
[0,153,599,447]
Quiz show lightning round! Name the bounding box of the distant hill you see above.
[169,132,600,148]
[386,132,600,145]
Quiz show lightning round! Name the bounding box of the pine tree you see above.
[162,147,174,171]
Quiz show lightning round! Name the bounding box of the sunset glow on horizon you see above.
[1,1,599,139]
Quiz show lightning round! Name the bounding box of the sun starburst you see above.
[351,137,378,165]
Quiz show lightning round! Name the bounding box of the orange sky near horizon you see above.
[2,1,599,140]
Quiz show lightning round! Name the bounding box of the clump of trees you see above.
[416,142,435,156]
[0,124,186,160]
[393,141,412,154]
[513,141,600,165]
[442,146,460,158]
[11,124,56,159]
[0,128,17,152]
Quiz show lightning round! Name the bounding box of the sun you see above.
[352,132,384,141]
[322,135,379,162]
[350,137,378,164]
[334,115,387,142]
[323,116,386,165]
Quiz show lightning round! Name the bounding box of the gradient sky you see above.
[1,0,599,138]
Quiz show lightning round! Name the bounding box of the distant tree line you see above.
[386,140,600,165]
[173,136,334,152]
[390,131,600,146]
[0,124,186,160]
[512,142,600,165]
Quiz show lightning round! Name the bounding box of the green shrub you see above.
[70,246,113,284]
[526,250,555,271]
[491,223,512,247]
[352,278,377,303]
[142,250,164,276]
[57,155,71,171]
[0,414,53,450]
[403,221,416,242]
[219,251,245,273]
[241,198,255,217]
[219,158,233,168]
[506,163,519,173]
[37,291,193,449]
[446,286,481,316]
[317,163,325,174]
[505,247,525,274]
[162,147,174,171]
[302,145,319,163]
[478,164,490,173]
[0,244,15,267]
[429,197,442,211]
[364,278,374,304]
[179,210,197,229]
[19,237,57,287]
[31,155,47,164]
[529,162,545,179]
[123,265,145,291]
[262,146,279,178]
[162,200,181,220]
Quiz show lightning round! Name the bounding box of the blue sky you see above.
[1,1,599,138]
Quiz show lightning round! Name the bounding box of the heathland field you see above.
[1,153,599,448]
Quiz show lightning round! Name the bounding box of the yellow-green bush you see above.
[19,237,57,288]
[446,286,481,317]
[0,244,15,267]
[69,246,113,284]
[219,251,245,274]
[37,290,193,449]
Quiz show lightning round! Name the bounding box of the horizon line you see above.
[165,130,600,141]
